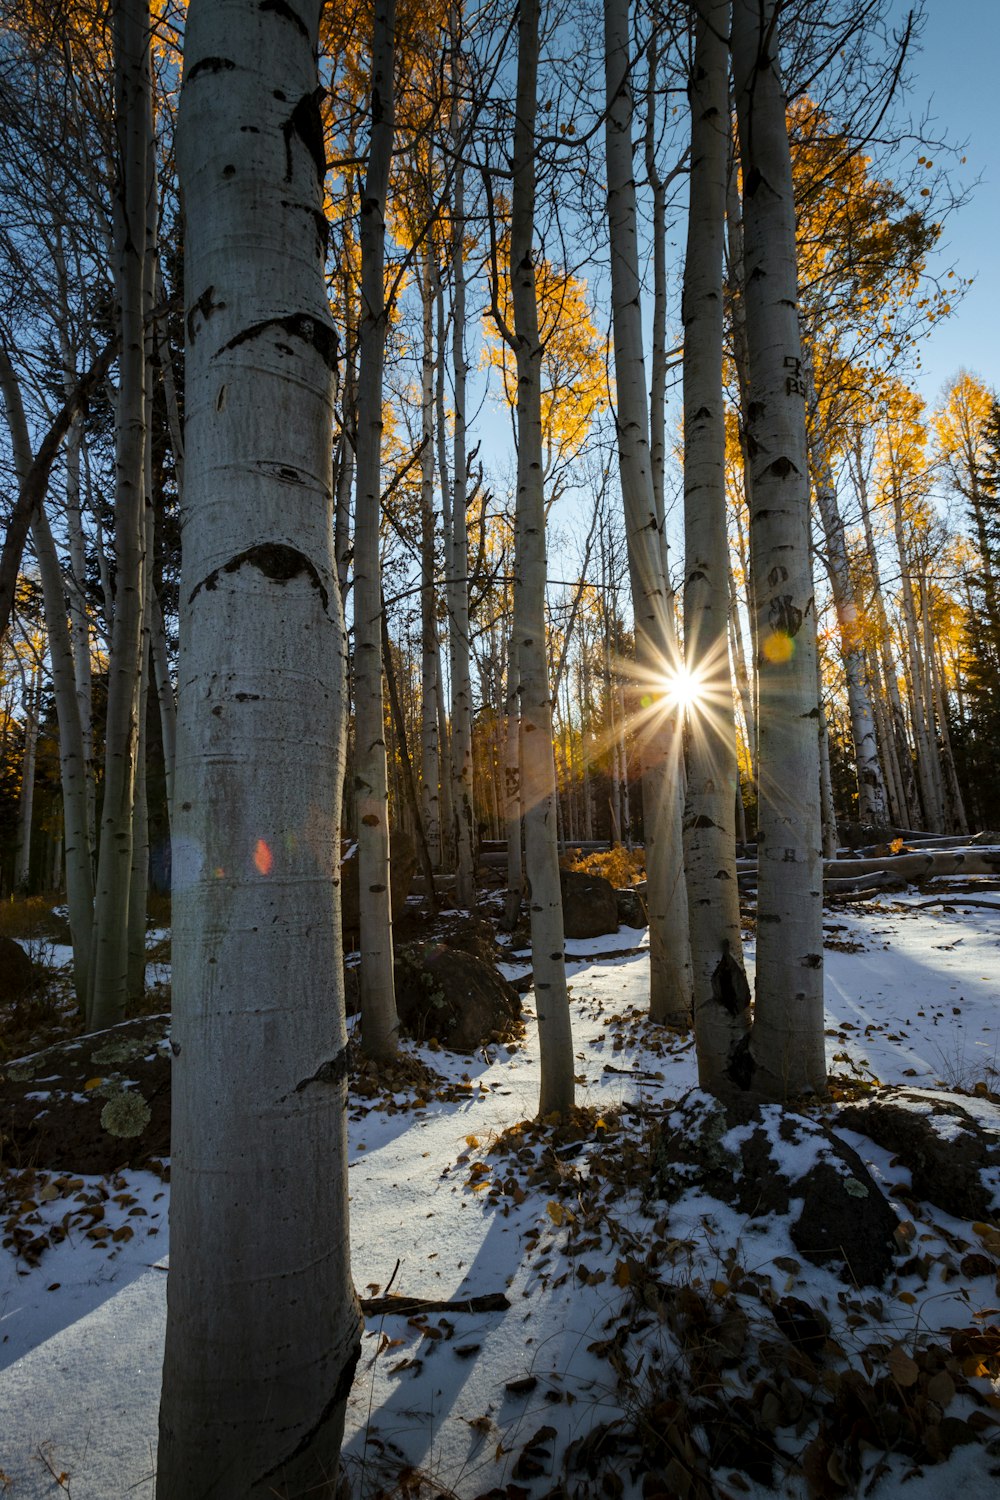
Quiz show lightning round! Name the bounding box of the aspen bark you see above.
[354,0,399,1058]
[158,1,361,1491]
[732,0,825,1099]
[604,0,691,1025]
[511,0,574,1115]
[446,135,476,907]
[682,0,749,1092]
[805,371,888,825]
[88,0,150,1030]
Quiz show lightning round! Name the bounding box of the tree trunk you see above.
[805,363,888,825]
[446,138,476,907]
[604,0,691,1026]
[353,0,399,1059]
[732,0,825,1099]
[511,0,574,1115]
[158,1,362,1491]
[682,0,749,1092]
[419,252,442,866]
[88,0,150,1031]
[14,660,41,890]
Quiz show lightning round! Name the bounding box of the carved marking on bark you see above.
[259,0,310,39]
[187,285,226,345]
[768,596,803,638]
[189,543,329,612]
[217,313,339,373]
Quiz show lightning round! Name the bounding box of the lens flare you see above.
[254,838,274,876]
[661,664,707,712]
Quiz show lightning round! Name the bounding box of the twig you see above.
[360,1291,510,1317]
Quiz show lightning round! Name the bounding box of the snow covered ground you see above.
[2,893,999,1497]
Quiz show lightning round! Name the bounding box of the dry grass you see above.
[562,846,646,887]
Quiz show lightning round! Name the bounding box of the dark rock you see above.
[0,936,34,1003]
[648,1090,900,1285]
[838,1087,1000,1221]
[0,1017,171,1174]
[340,828,417,934]
[559,868,618,939]
[614,886,647,929]
[395,947,522,1052]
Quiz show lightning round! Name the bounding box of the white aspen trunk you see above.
[732,0,825,1099]
[0,342,95,1002]
[151,588,176,819]
[891,485,942,830]
[604,0,691,1025]
[511,0,574,1115]
[158,1,362,1492]
[504,631,524,891]
[643,34,672,592]
[53,244,97,857]
[14,661,41,890]
[419,252,442,866]
[918,572,949,825]
[817,659,839,858]
[805,373,888,825]
[931,641,968,834]
[353,0,399,1059]
[682,0,749,1094]
[88,0,149,1031]
[446,140,476,907]
[728,561,757,780]
[853,444,920,825]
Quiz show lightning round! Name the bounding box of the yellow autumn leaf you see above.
[612,1260,631,1288]
[84,1077,103,1091]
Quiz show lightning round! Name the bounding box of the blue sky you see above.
[898,0,1000,405]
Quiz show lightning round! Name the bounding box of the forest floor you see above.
[1,882,999,1498]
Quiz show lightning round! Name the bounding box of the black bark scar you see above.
[189,543,330,612]
[253,1339,361,1490]
[216,313,339,374]
[187,56,236,82]
[187,285,226,344]
[294,1047,349,1093]
[259,0,309,39]
[281,89,327,185]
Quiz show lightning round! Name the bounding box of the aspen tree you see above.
[682,0,750,1092]
[88,0,150,1030]
[158,0,361,1490]
[604,0,691,1026]
[509,0,574,1115]
[354,0,400,1059]
[732,0,825,1098]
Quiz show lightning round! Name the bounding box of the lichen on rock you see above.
[100,1089,151,1138]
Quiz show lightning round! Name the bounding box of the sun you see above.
[661,664,706,713]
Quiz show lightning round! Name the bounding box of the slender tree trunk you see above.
[14,660,41,890]
[510,0,574,1114]
[805,365,887,824]
[419,253,441,866]
[682,0,748,1091]
[151,588,176,820]
[732,0,825,1099]
[604,0,691,1025]
[88,0,150,1030]
[159,2,362,1490]
[504,631,523,893]
[446,136,476,907]
[853,440,919,824]
[353,0,399,1058]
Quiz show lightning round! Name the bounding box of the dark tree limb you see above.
[0,336,118,647]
